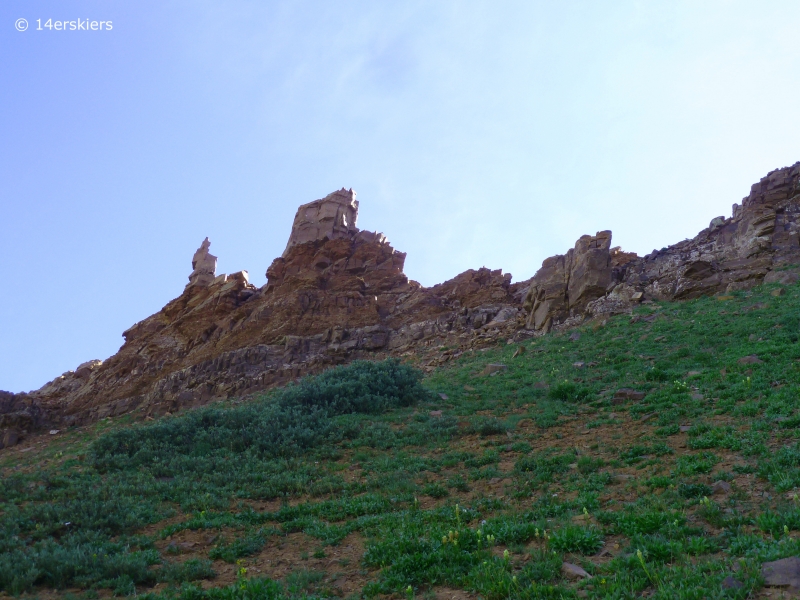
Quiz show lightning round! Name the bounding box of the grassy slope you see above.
[1,280,800,599]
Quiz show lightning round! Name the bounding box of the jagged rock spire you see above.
[188,237,217,286]
[282,188,359,257]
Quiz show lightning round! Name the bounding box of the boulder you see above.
[711,480,732,495]
[721,576,743,590]
[738,355,764,365]
[561,562,592,580]
[481,364,508,376]
[612,388,646,403]
[0,429,19,449]
[765,269,800,285]
[762,556,800,589]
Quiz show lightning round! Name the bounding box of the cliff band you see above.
[2,164,799,448]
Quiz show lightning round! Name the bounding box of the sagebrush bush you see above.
[91,359,431,470]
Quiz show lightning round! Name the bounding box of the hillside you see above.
[2,277,800,598]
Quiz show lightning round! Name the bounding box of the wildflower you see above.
[785,525,790,536]
[535,528,539,538]
[636,548,657,585]
[503,549,509,559]
[477,529,482,537]
[442,535,448,544]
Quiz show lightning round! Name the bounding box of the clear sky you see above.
[2,0,800,393]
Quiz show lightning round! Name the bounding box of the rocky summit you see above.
[2,163,799,448]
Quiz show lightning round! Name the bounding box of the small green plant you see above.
[422,483,449,498]
[549,381,591,401]
[637,548,660,588]
[549,525,603,555]
[577,455,605,474]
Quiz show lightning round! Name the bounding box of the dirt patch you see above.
[431,586,478,599]
[244,532,370,594]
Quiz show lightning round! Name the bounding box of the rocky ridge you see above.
[2,164,799,448]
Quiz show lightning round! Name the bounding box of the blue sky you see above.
[2,0,800,393]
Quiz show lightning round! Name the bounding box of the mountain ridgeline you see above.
[1,163,799,447]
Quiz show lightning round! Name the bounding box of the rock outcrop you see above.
[282,188,360,257]
[522,231,617,331]
[619,163,800,299]
[521,162,800,331]
[1,189,523,441]
[2,162,800,447]
[188,237,217,286]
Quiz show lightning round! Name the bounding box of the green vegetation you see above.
[2,280,800,598]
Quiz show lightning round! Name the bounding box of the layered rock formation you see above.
[2,162,799,448]
[552,162,799,330]
[0,189,521,442]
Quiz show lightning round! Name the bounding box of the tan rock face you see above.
[4,163,800,438]
[283,189,359,257]
[188,237,217,286]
